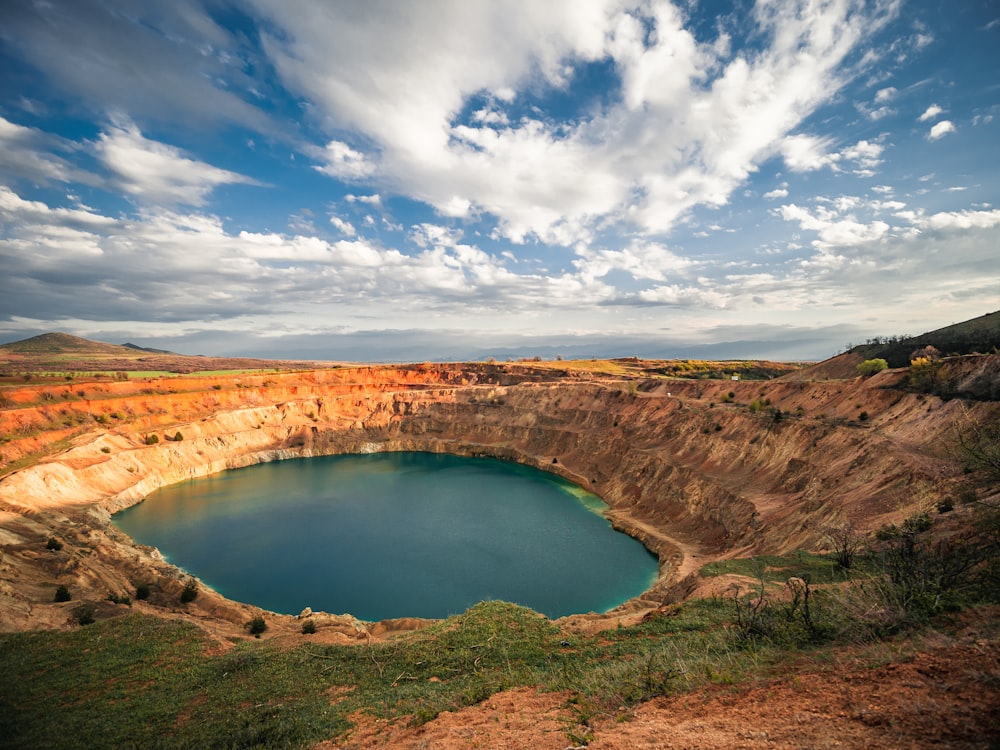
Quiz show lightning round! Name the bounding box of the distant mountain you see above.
[0,332,137,356]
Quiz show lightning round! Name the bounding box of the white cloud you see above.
[777,202,889,249]
[345,193,382,205]
[874,86,897,102]
[918,208,1000,231]
[329,216,356,236]
[779,136,883,176]
[249,0,898,243]
[763,187,789,200]
[918,103,943,121]
[0,116,94,186]
[927,120,955,140]
[780,134,839,172]
[94,119,257,206]
[840,139,884,176]
[313,140,375,180]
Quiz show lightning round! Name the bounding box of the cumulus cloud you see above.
[918,103,944,121]
[778,203,889,249]
[313,141,375,180]
[875,86,897,102]
[779,136,883,176]
[250,0,898,242]
[94,119,258,206]
[927,120,955,140]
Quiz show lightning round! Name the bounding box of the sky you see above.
[0,0,998,362]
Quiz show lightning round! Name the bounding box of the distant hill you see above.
[0,332,138,356]
[848,310,1000,367]
[0,332,320,376]
[121,342,176,355]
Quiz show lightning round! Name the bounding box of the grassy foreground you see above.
[0,597,773,749]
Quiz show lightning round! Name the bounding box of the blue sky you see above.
[0,0,997,362]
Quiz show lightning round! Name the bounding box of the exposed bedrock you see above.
[1,360,994,634]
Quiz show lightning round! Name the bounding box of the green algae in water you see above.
[113,452,658,620]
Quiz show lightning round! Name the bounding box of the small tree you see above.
[54,585,71,602]
[143,434,160,445]
[824,522,864,569]
[950,406,1000,481]
[856,358,888,376]
[180,579,199,603]
[247,616,267,637]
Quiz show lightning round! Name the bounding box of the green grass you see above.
[698,551,850,584]
[0,598,789,749]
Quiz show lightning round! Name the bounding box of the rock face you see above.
[1,359,996,634]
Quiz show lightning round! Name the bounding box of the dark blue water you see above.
[113,452,658,620]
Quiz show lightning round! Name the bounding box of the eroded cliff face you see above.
[1,360,994,635]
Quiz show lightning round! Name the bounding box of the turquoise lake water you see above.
[113,452,659,620]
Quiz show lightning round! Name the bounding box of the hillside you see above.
[848,309,1000,367]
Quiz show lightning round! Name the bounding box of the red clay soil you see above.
[327,617,1000,750]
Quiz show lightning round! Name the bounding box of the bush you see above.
[180,579,199,603]
[54,585,71,602]
[173,431,183,442]
[247,616,267,637]
[135,583,151,600]
[301,619,317,635]
[856,358,888,376]
[143,434,160,445]
[73,603,96,626]
[46,537,63,551]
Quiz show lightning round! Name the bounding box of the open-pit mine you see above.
[2,352,996,637]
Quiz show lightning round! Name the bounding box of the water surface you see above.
[114,452,658,620]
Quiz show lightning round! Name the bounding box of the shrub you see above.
[301,619,317,635]
[143,434,160,445]
[212,384,222,390]
[856,358,888,376]
[247,616,267,637]
[858,411,869,422]
[173,431,184,442]
[135,583,151,600]
[100,446,111,453]
[73,603,96,626]
[46,537,63,551]
[180,579,198,603]
[107,592,131,606]
[54,585,71,602]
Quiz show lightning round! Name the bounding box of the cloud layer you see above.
[1,0,998,360]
